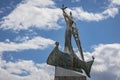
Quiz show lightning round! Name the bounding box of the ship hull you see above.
[47,45,94,77]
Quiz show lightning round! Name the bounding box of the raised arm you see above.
[61,5,70,22]
[61,4,67,14]
[61,5,76,25]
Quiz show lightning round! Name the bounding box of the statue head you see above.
[70,11,73,19]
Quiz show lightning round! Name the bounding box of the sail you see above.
[72,27,84,61]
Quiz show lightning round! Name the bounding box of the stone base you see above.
[55,67,86,80]
[55,76,86,80]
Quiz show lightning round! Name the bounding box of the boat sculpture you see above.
[47,5,94,78]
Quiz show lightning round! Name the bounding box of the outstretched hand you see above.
[61,4,67,11]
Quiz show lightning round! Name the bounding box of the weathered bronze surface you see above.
[47,5,94,78]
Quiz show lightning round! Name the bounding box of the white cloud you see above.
[0,0,120,31]
[66,0,120,21]
[0,43,120,80]
[83,43,120,80]
[71,0,80,2]
[0,36,55,54]
[5,39,10,43]
[0,0,61,31]
[111,0,120,6]
[102,7,118,17]
[72,7,118,21]
[0,60,54,80]
[14,36,30,42]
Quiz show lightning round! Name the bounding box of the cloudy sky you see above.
[0,0,120,80]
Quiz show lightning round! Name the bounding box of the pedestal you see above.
[55,67,86,80]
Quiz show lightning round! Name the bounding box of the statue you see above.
[47,5,94,78]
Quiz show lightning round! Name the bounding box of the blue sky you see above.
[0,0,120,80]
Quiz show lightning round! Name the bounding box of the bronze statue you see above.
[47,5,94,78]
